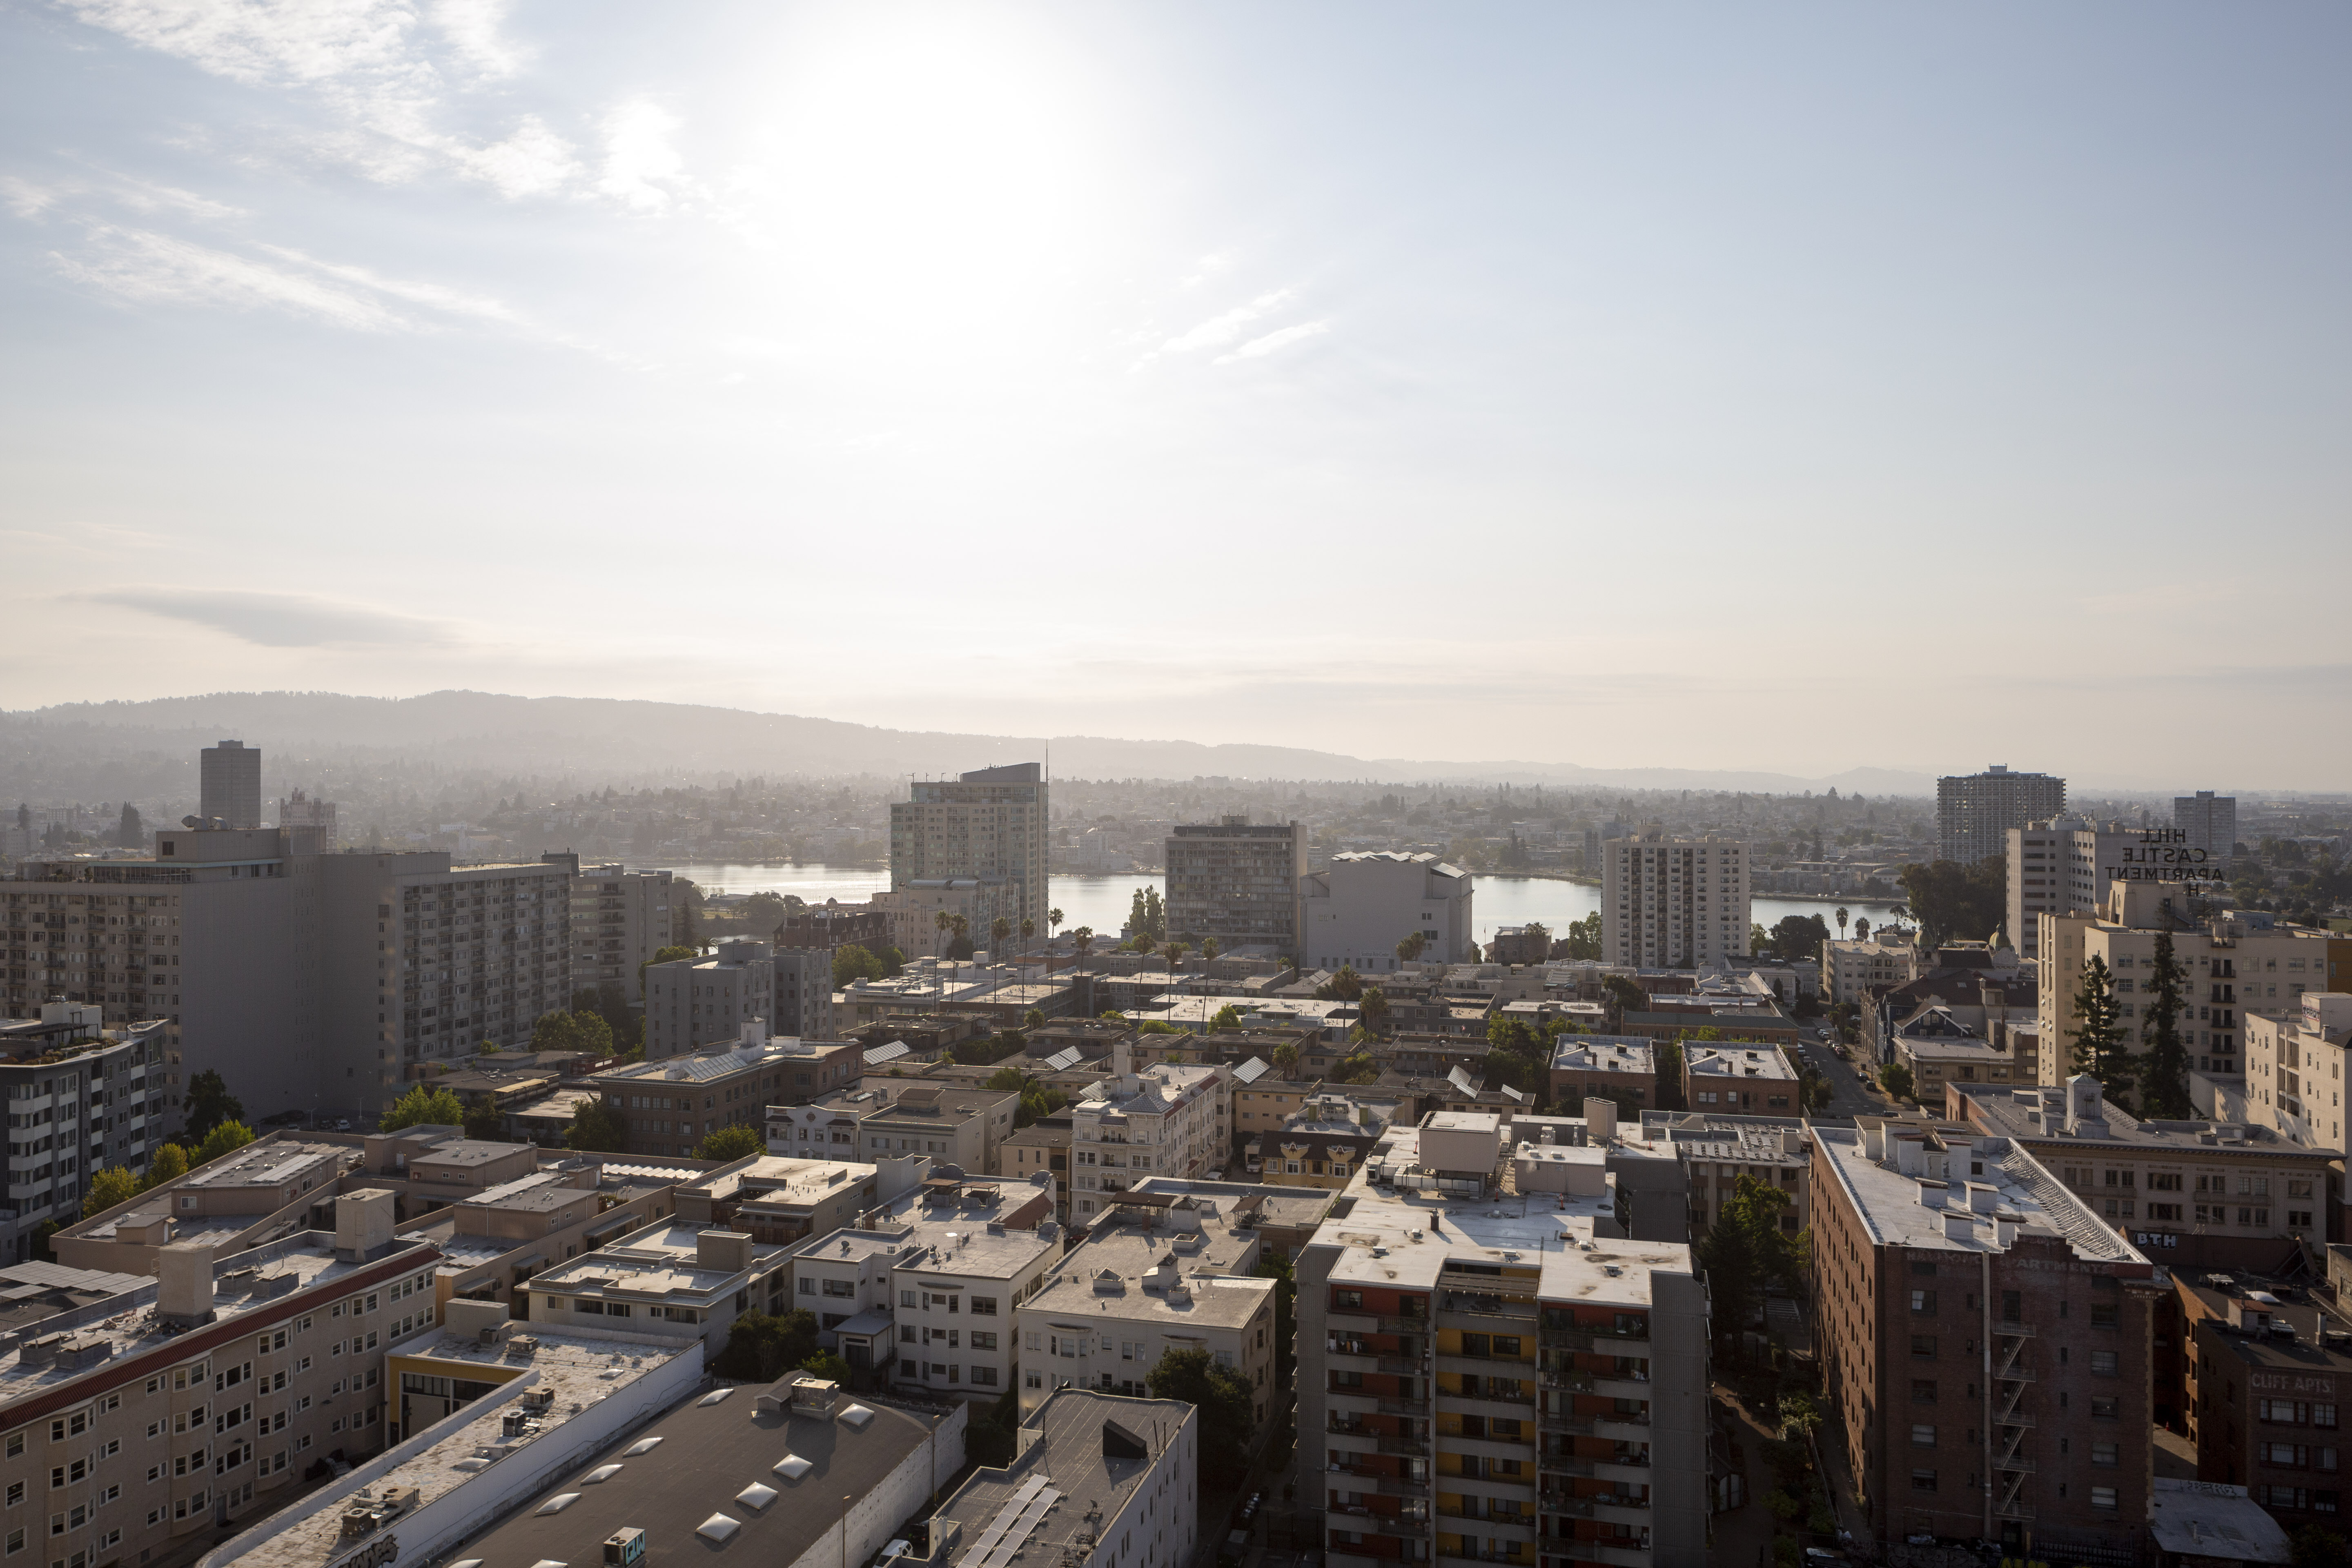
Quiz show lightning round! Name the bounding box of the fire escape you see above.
[1991,1317,2034,1531]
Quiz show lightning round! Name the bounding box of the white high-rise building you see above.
[1601,832,1749,969]
[2174,791,2239,862]
[2005,813,2132,961]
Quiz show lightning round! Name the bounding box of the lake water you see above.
[660,863,1902,947]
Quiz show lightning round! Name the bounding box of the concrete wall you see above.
[782,1400,969,1568]
[194,1334,706,1568]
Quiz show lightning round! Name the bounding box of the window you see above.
[970,1296,998,1315]
[1910,1470,1937,1493]
[1911,1425,1936,1447]
[1911,1336,1936,1359]
[1911,1380,1937,1404]
[2089,1303,2118,1327]
[799,1278,816,1295]
[2091,1351,2118,1376]
[2091,1398,2119,1421]
[1911,1291,1936,1314]
[2090,1487,2118,1511]
[2091,1441,2118,1467]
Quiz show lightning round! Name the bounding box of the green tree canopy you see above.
[1880,1062,1916,1102]
[83,1166,140,1218]
[1145,1347,1257,1488]
[381,1083,466,1132]
[1208,1004,1244,1032]
[833,944,886,987]
[1316,964,1364,1002]
[1603,974,1647,1018]
[984,1067,1027,1092]
[696,1124,764,1161]
[711,1309,821,1381]
[193,1120,255,1167]
[1357,986,1391,1037]
[1559,913,1603,961]
[1269,1042,1301,1079]
[184,1069,244,1143]
[2066,955,2136,1097]
[141,1144,189,1190]
[1651,1038,1687,1111]
[1898,855,2008,950]
[1764,913,1831,964]
[564,1097,630,1153]
[1695,1174,1809,1350]
[2140,931,2194,1118]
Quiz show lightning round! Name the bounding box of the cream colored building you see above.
[1015,1189,1276,1424]
[2038,884,2332,1085]
[2243,993,2352,1154]
[888,764,1048,931]
[1602,833,1749,969]
[1068,1062,1231,1222]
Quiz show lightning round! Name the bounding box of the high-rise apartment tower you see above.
[199,739,263,829]
[889,764,1048,931]
[1936,766,2065,866]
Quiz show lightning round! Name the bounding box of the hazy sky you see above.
[4,3,2348,785]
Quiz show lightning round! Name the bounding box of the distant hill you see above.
[0,690,1939,795]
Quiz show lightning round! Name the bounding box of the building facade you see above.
[1301,853,1476,974]
[643,938,774,1060]
[559,863,683,1004]
[1811,1117,2163,1558]
[0,1007,171,1259]
[2242,992,2352,1155]
[1936,766,2066,867]
[1601,834,1749,970]
[1164,819,1307,955]
[2005,815,2126,962]
[889,764,1049,931]
[2174,793,2239,862]
[198,740,261,829]
[1068,1065,1230,1222]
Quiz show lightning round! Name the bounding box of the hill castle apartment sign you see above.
[2105,828,2225,885]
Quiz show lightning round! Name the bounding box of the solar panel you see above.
[958,1475,1058,1568]
[1041,1047,1084,1072]
[1232,1057,1270,1084]
[1446,1065,1478,1096]
[1501,1084,1528,1103]
[864,1040,911,1066]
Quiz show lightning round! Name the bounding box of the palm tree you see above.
[1164,940,1188,976]
[1835,906,1850,939]
[1200,936,1220,964]
[1071,926,1095,1013]
[933,908,953,960]
[991,916,1012,962]
[1020,916,1036,976]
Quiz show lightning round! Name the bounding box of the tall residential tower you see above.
[888,764,1048,932]
[1936,765,2065,866]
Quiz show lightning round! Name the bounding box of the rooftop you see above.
[2146,1479,2294,1565]
[785,1180,1058,1279]
[592,1039,822,1086]
[530,1220,781,1300]
[223,1327,690,1568]
[1548,1036,1656,1073]
[1319,1126,1693,1302]
[1684,1046,1797,1081]
[1951,1082,2339,1156]
[1637,1113,1811,1165]
[1810,1120,2147,1262]
[412,1140,533,1170]
[1024,1205,1273,1331]
[0,1232,437,1409]
[178,1139,348,1192]
[927,1390,1194,1564]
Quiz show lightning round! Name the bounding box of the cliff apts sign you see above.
[2105,829,2223,885]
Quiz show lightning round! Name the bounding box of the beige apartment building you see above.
[2242,991,2352,1155]
[1164,818,1308,955]
[1069,1063,1230,1222]
[888,764,1049,931]
[1820,936,1915,1008]
[556,861,684,1004]
[2039,884,2332,1085]
[0,1191,436,1554]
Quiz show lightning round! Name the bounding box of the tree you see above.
[141,1144,188,1190]
[194,1120,255,1166]
[1209,1004,1244,1032]
[800,1351,853,1385]
[569,981,636,1046]
[380,1084,465,1132]
[1047,907,1063,948]
[1317,964,1364,1002]
[640,944,697,994]
[1395,931,1426,964]
[711,1309,821,1381]
[1486,1016,1548,1095]
[184,1070,243,1143]
[1695,1174,1809,1354]
[2140,931,2194,1118]
[1071,927,1095,1003]
[991,917,1013,957]
[697,1124,764,1161]
[833,943,886,988]
[2066,955,2136,1096]
[1270,1042,1301,1079]
[1765,914,1830,964]
[565,1097,630,1152]
[934,909,954,956]
[1558,913,1604,961]
[1880,1062,1916,1102]
[1358,986,1391,1038]
[1651,1039,1687,1111]
[1852,916,1871,942]
[1331,1050,1381,1085]
[1254,1251,1297,1389]
[1146,1347,1256,1487]
[464,1102,507,1141]
[2290,1524,2349,1568]
[945,915,974,962]
[1200,936,1220,963]
[1163,940,1189,974]
[1897,855,2008,950]
[84,1166,140,1218]
[1603,974,1646,1023]
[1834,906,1849,938]
[1020,917,1037,963]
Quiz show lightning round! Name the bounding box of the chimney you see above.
[1582,1097,1617,1144]
[697,1230,754,1273]
[336,1189,398,1262]
[157,1243,218,1327]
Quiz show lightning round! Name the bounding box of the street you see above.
[1793,1032,1902,1120]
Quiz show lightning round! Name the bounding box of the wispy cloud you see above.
[50,225,411,330]
[1215,320,1329,364]
[82,587,457,648]
[1158,289,1296,355]
[597,100,688,213]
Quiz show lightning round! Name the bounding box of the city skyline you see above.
[6,4,2350,781]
